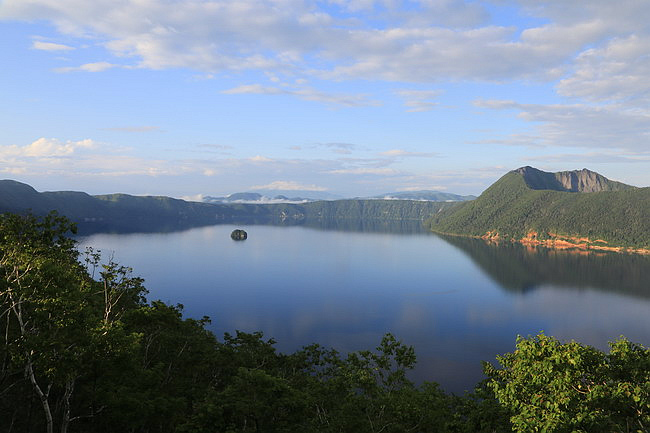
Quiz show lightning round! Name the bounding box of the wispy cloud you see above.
[197,144,233,154]
[557,34,650,107]
[55,62,119,73]
[527,152,650,164]
[395,89,442,112]
[31,40,74,51]
[396,185,448,192]
[317,142,357,154]
[1,0,648,90]
[0,137,95,158]
[250,180,327,191]
[328,167,398,175]
[249,155,274,163]
[474,100,650,152]
[223,83,380,107]
[380,149,439,158]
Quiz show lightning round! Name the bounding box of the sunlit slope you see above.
[427,168,650,249]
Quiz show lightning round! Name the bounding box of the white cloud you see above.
[55,61,119,73]
[1,167,27,175]
[557,34,650,106]
[31,40,75,51]
[380,149,438,157]
[0,137,496,196]
[250,180,327,191]
[395,89,442,112]
[249,155,274,162]
[312,142,357,154]
[223,84,286,95]
[0,137,188,179]
[474,100,650,152]
[223,83,380,107]
[527,152,650,164]
[328,167,398,175]
[5,0,645,84]
[396,185,447,192]
[0,137,95,158]
[180,193,205,202]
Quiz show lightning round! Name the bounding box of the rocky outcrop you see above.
[482,230,650,255]
[230,229,247,240]
[515,166,634,192]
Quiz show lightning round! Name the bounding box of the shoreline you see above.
[431,229,650,256]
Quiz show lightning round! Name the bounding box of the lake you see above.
[78,223,650,394]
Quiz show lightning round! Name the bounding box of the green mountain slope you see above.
[427,168,650,250]
[0,180,451,233]
[0,180,248,232]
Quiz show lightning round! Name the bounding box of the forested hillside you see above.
[1,213,648,433]
[427,168,650,250]
[0,180,451,233]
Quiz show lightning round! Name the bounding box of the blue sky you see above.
[1,0,649,198]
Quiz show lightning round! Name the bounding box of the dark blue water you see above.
[78,224,650,394]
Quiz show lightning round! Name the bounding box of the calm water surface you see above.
[78,224,650,394]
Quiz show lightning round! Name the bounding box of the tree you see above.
[485,333,650,432]
[0,213,144,433]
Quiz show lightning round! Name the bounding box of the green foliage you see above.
[0,212,646,433]
[485,333,650,433]
[0,212,145,433]
[428,171,650,249]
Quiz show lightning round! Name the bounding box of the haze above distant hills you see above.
[2,166,648,252]
[201,189,474,204]
[0,179,455,234]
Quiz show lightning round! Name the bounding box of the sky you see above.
[1,0,649,199]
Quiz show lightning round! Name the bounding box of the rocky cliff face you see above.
[515,166,634,192]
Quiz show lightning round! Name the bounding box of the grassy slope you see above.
[427,172,650,249]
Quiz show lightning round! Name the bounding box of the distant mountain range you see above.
[202,189,474,204]
[427,166,650,252]
[364,190,476,202]
[3,166,648,253]
[203,192,315,204]
[0,180,454,234]
[0,180,244,233]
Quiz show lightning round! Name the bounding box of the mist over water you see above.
[78,223,650,394]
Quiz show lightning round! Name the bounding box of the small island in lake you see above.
[230,229,247,240]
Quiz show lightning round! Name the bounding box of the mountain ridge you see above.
[0,179,452,234]
[516,166,635,192]
[427,167,650,253]
[364,190,476,202]
[201,189,475,204]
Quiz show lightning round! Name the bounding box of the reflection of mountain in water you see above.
[291,217,430,234]
[439,234,650,299]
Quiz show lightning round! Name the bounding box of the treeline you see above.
[1,213,648,433]
[0,180,450,234]
[427,171,650,249]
